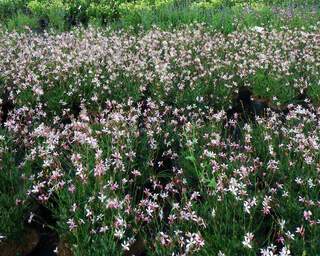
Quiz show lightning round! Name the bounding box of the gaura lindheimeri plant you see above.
[0,24,320,255]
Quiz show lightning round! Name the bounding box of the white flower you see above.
[260,244,277,256]
[211,208,216,218]
[121,240,130,251]
[114,228,125,239]
[280,246,291,256]
[242,232,254,249]
[244,197,257,214]
[28,212,35,223]
[0,234,6,242]
[253,26,264,33]
[279,219,286,231]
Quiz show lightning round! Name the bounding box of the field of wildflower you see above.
[1,2,320,256]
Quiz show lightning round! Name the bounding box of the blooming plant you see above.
[0,24,320,255]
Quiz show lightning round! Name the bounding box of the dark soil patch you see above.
[26,204,59,256]
[125,236,147,256]
[0,228,39,256]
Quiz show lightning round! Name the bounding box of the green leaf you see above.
[208,178,216,189]
[185,155,196,162]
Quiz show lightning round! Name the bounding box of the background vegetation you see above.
[0,0,319,32]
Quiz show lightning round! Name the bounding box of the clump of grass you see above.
[0,131,31,242]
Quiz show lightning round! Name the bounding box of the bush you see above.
[27,0,66,30]
[0,0,27,21]
[6,12,38,32]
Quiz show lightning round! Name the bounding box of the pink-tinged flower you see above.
[15,199,22,205]
[185,232,205,253]
[131,169,141,177]
[190,191,200,201]
[168,214,177,224]
[33,87,44,96]
[276,235,285,245]
[193,233,205,247]
[68,184,76,193]
[109,182,119,191]
[262,196,272,215]
[67,218,77,231]
[79,106,90,122]
[303,210,312,221]
[106,198,120,209]
[94,161,106,177]
[158,232,172,246]
[295,226,305,237]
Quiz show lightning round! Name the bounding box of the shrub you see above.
[6,12,38,32]
[27,0,66,30]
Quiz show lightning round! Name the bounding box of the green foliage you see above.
[0,131,31,241]
[307,80,320,106]
[0,0,27,21]
[27,0,66,30]
[251,70,298,105]
[6,12,38,32]
[0,0,319,31]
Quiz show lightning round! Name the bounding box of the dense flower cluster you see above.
[0,25,319,111]
[0,25,320,255]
